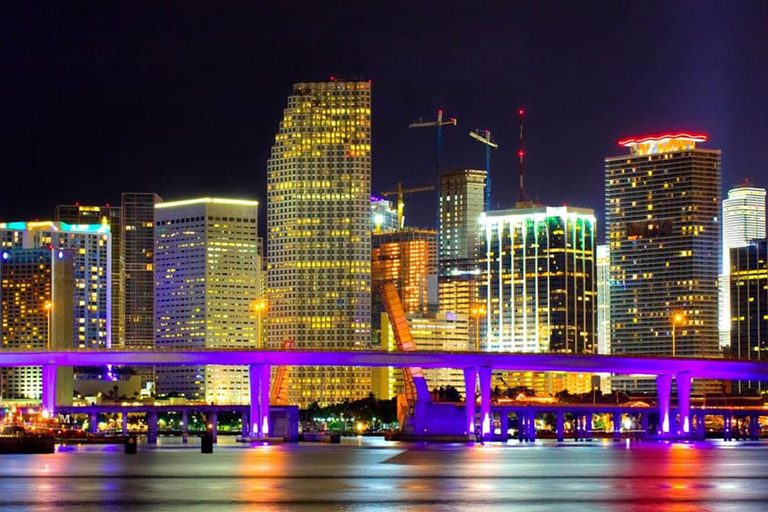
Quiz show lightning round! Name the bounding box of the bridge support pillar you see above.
[478,366,492,439]
[517,413,525,442]
[121,411,128,436]
[259,364,270,438]
[695,412,706,439]
[676,372,692,436]
[613,412,622,441]
[641,413,649,437]
[147,411,158,444]
[500,412,509,442]
[89,412,99,434]
[208,412,218,443]
[656,374,672,436]
[181,410,189,443]
[249,364,260,438]
[585,411,593,441]
[527,411,536,442]
[463,368,477,437]
[41,363,56,415]
[241,411,250,438]
[556,411,565,442]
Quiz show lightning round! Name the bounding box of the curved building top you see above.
[617,132,708,156]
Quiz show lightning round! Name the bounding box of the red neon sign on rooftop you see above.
[617,132,708,147]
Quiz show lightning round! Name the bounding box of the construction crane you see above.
[379,282,431,427]
[269,339,295,405]
[408,109,458,173]
[469,129,498,210]
[381,182,435,229]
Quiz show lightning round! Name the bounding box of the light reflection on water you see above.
[0,437,767,511]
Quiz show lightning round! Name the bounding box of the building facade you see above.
[154,198,260,403]
[371,195,399,233]
[596,244,611,355]
[0,248,74,402]
[730,239,768,393]
[719,183,766,349]
[605,133,721,391]
[55,205,123,347]
[0,221,112,348]
[267,80,372,406]
[481,206,597,354]
[438,168,486,317]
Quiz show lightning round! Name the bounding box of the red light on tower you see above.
[518,109,524,116]
[518,150,525,158]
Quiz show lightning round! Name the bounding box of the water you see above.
[1,437,768,511]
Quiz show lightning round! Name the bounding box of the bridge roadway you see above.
[2,349,768,441]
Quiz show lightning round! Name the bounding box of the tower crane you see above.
[408,109,458,173]
[381,182,435,230]
[469,129,498,210]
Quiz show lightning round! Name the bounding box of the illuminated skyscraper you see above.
[154,198,260,403]
[122,193,162,350]
[55,205,123,346]
[0,221,112,348]
[267,80,372,406]
[605,134,721,372]
[719,182,766,349]
[438,168,486,316]
[481,206,597,353]
[0,248,74,402]
[730,239,767,392]
[596,244,611,355]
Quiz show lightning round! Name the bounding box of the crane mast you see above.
[469,129,498,210]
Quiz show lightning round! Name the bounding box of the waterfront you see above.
[1,438,768,510]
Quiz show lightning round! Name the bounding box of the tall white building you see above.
[719,182,766,349]
[154,198,260,403]
[267,80,372,407]
[0,221,112,348]
[596,244,611,355]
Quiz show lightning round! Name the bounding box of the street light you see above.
[471,304,486,351]
[671,312,685,357]
[44,301,53,351]
[253,299,268,349]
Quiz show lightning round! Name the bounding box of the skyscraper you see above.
[481,206,597,353]
[267,80,372,406]
[154,198,260,403]
[605,133,721,377]
[438,168,486,316]
[730,239,767,393]
[719,182,766,349]
[0,221,112,348]
[596,244,611,355]
[55,205,123,346]
[122,193,162,350]
[0,247,74,402]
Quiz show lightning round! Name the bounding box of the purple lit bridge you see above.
[3,349,768,441]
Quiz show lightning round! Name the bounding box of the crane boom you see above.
[469,129,498,210]
[380,182,435,229]
[379,282,431,404]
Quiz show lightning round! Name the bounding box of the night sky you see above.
[2,1,767,241]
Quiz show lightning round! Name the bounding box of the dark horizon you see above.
[2,1,767,241]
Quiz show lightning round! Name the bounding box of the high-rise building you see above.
[438,168,486,320]
[154,198,260,403]
[267,80,372,406]
[373,311,470,399]
[55,205,123,347]
[605,133,721,386]
[596,244,611,355]
[0,221,112,348]
[719,183,766,349]
[730,239,767,393]
[371,196,399,233]
[481,206,597,353]
[0,248,74,403]
[122,193,162,350]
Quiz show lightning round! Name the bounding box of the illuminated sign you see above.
[617,133,708,155]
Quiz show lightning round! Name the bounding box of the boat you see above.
[0,425,55,454]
